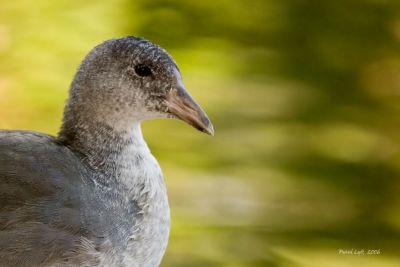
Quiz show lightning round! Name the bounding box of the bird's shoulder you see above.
[0,130,86,202]
[0,131,102,266]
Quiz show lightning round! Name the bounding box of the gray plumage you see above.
[0,37,213,267]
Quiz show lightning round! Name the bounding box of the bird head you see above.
[69,36,213,135]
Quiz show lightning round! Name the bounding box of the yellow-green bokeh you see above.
[1,1,400,266]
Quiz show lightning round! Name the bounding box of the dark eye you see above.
[134,64,152,77]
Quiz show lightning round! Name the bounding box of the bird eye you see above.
[134,64,152,77]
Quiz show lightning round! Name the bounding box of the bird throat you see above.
[58,120,151,184]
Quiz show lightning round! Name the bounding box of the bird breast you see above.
[98,144,171,267]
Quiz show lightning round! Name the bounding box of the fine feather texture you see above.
[0,36,212,267]
[0,37,175,267]
[0,128,169,267]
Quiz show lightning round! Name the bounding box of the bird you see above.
[0,36,213,267]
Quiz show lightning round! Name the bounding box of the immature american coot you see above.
[0,36,213,267]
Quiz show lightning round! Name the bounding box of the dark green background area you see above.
[1,1,400,266]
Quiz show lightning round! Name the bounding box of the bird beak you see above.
[166,78,214,136]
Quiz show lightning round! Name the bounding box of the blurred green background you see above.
[1,0,400,266]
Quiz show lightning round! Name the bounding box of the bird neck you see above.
[58,118,150,176]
